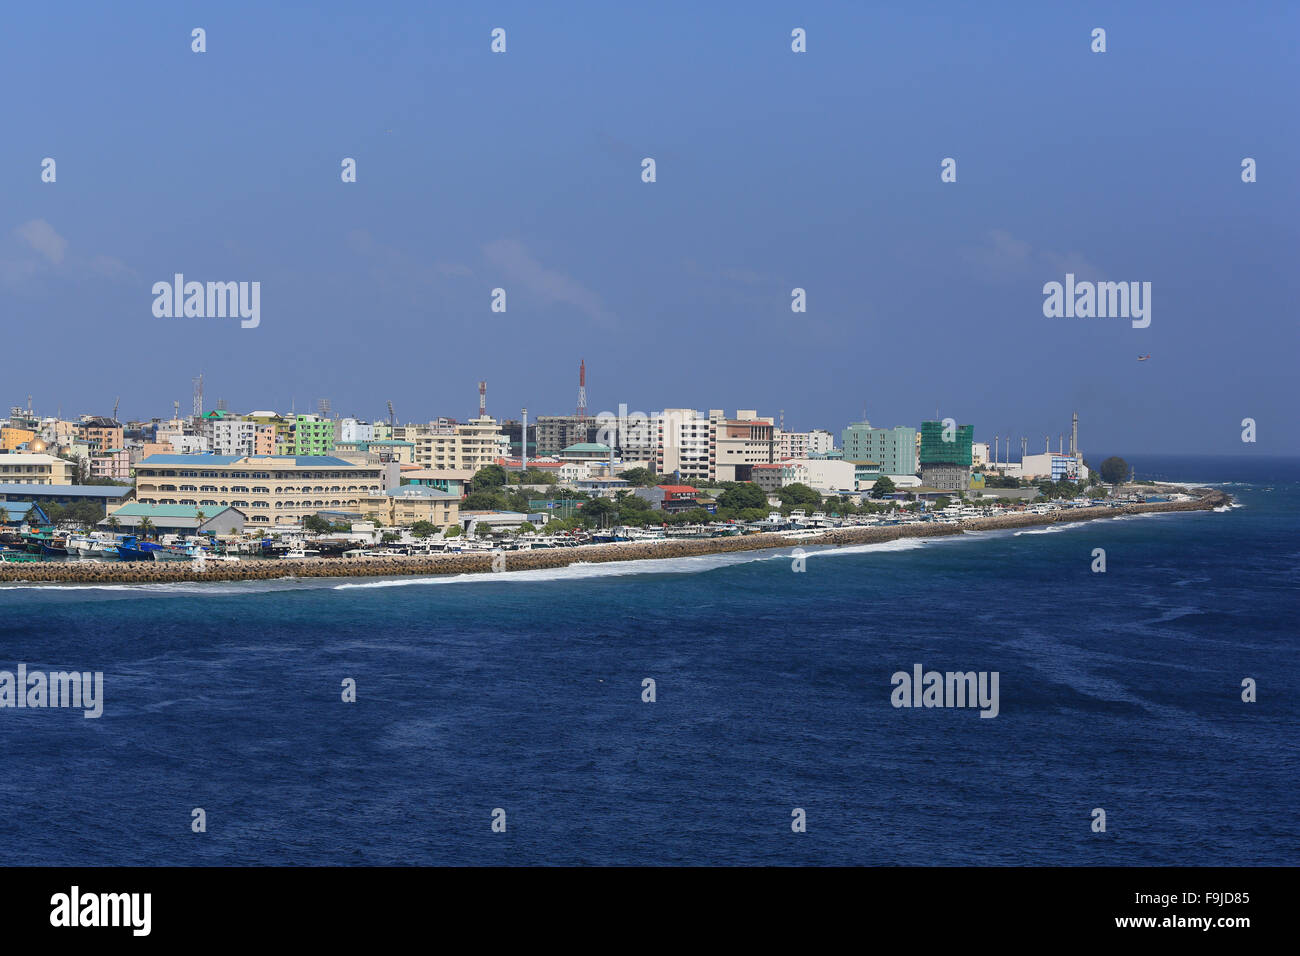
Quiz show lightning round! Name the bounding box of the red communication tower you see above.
[576,359,587,422]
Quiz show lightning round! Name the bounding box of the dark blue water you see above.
[1,455,1296,865]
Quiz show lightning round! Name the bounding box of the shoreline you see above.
[0,487,1230,586]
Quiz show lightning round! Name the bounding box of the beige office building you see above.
[411,417,507,471]
[0,453,75,485]
[134,454,390,526]
[356,486,460,529]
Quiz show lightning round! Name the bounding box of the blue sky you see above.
[2,1,1296,454]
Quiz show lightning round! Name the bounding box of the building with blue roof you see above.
[133,454,395,527]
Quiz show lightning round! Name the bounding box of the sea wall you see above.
[0,490,1228,585]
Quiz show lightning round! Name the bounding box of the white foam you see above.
[1013,522,1091,536]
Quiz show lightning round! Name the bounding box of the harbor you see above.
[0,485,1227,585]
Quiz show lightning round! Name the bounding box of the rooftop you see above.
[139,454,360,467]
[109,503,237,519]
[381,486,459,499]
[561,443,612,454]
[0,483,132,498]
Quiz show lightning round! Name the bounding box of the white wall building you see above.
[337,418,375,443]
[777,429,835,459]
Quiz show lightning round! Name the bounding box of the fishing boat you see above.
[113,536,153,561]
[66,533,98,555]
[1,549,43,564]
[152,547,192,562]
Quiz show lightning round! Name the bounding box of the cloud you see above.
[88,254,137,280]
[482,239,613,324]
[14,219,68,264]
[1,220,135,285]
[965,229,1102,282]
[347,229,472,283]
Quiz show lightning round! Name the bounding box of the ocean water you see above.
[1,454,1295,865]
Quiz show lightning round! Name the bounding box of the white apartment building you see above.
[207,419,259,456]
[653,409,777,483]
[337,418,375,443]
[777,428,835,459]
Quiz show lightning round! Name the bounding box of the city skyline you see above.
[2,2,1295,454]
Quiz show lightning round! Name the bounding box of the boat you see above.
[285,548,321,559]
[113,536,153,562]
[152,547,194,562]
[1,550,43,564]
[66,533,97,554]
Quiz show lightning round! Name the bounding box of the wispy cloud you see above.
[482,238,613,324]
[15,219,68,264]
[347,229,472,282]
[1,219,138,284]
[965,229,1102,282]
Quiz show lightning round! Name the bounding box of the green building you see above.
[841,421,917,476]
[919,420,974,491]
[919,421,974,465]
[280,415,336,456]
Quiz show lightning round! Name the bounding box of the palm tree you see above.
[0,507,8,527]
[194,509,207,532]
[106,516,121,531]
[137,517,154,540]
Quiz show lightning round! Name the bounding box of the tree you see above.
[580,497,615,527]
[618,467,659,488]
[444,525,462,538]
[518,522,537,534]
[303,514,332,533]
[137,517,155,540]
[934,496,951,510]
[519,468,557,485]
[0,507,8,526]
[410,520,437,538]
[1099,456,1129,485]
[716,482,767,512]
[776,482,821,508]
[870,475,897,499]
[106,516,121,531]
[463,490,509,511]
[470,464,509,492]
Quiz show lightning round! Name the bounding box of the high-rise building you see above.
[653,409,776,482]
[919,420,974,490]
[841,420,917,476]
[777,428,835,459]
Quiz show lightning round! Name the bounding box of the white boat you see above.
[285,548,321,559]
[66,533,97,554]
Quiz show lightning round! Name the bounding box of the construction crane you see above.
[112,396,120,422]
[386,400,395,427]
